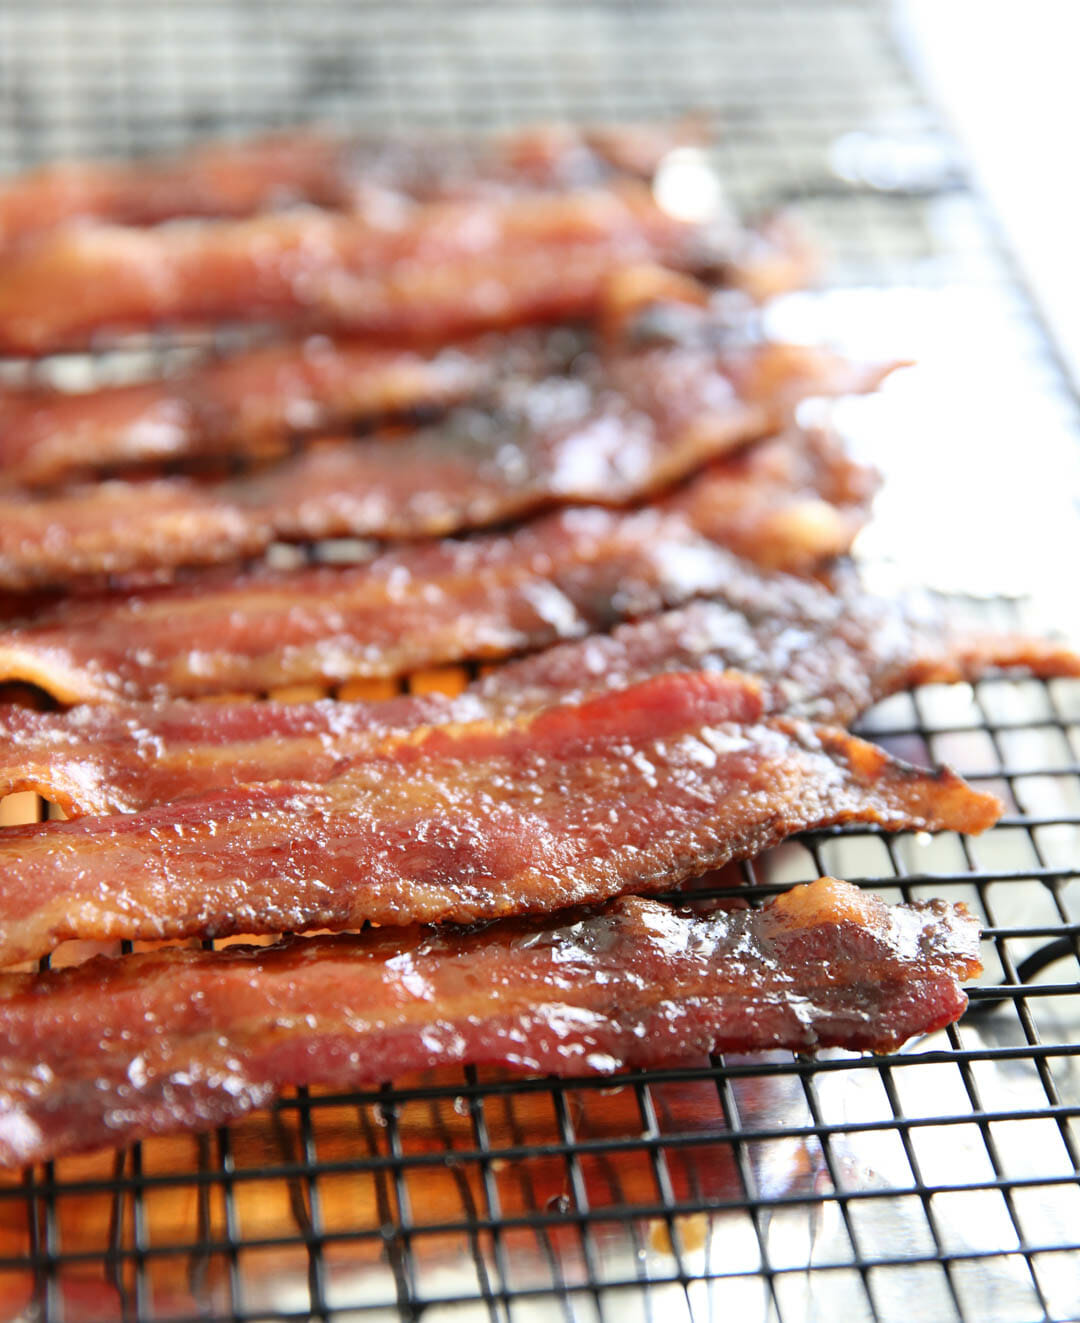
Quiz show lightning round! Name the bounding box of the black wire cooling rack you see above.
[0,2,1079,1321]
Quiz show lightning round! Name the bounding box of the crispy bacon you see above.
[0,340,888,587]
[0,269,831,490]
[0,877,982,1166]
[0,123,697,252]
[0,183,804,354]
[0,429,876,701]
[0,670,1000,964]
[4,582,1074,819]
[0,336,501,489]
[492,583,1080,723]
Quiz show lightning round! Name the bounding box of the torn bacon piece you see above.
[0,671,1001,965]
[0,428,877,701]
[0,123,699,252]
[3,581,1074,819]
[0,341,889,587]
[0,183,800,354]
[0,878,982,1166]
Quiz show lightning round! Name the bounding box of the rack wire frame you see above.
[0,2,1078,1320]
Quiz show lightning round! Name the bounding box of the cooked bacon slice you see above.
[0,134,353,252]
[0,877,982,1166]
[0,286,877,501]
[4,580,1073,819]
[0,670,1000,964]
[0,342,887,587]
[493,583,1080,723]
[0,337,501,489]
[0,183,801,354]
[0,429,876,701]
[0,267,831,489]
[0,123,696,252]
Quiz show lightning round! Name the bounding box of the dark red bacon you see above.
[0,877,982,1166]
[0,123,698,252]
[0,670,1001,964]
[0,428,876,701]
[3,583,1073,818]
[0,183,802,354]
[0,342,888,587]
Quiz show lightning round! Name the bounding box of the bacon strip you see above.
[0,269,822,490]
[0,877,982,1166]
[0,337,502,489]
[0,183,798,354]
[0,429,876,700]
[492,583,1080,724]
[0,343,887,587]
[4,582,1074,819]
[0,670,1001,964]
[0,123,696,252]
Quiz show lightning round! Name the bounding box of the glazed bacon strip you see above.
[0,670,1001,965]
[492,582,1080,724]
[0,429,877,701]
[0,183,807,355]
[0,133,355,253]
[0,123,697,252]
[0,878,982,1166]
[0,336,501,489]
[0,268,818,489]
[4,582,1075,818]
[0,344,888,587]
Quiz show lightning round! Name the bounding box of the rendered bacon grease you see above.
[0,670,1001,964]
[0,879,982,1166]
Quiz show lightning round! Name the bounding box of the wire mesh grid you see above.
[0,1,1078,1320]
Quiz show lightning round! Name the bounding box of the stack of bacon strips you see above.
[0,124,1075,1169]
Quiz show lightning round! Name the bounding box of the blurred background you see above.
[1,0,1076,599]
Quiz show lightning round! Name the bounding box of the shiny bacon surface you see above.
[0,271,805,489]
[0,878,982,1166]
[0,184,779,354]
[0,336,501,489]
[0,123,695,252]
[0,338,887,586]
[0,671,1001,964]
[0,429,877,700]
[4,586,1074,818]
